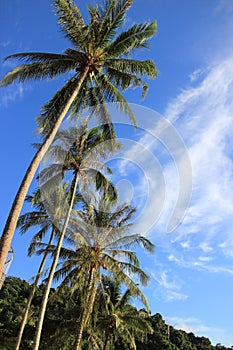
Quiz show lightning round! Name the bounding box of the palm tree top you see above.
[50,195,154,306]
[1,0,157,132]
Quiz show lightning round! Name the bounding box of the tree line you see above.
[0,277,232,350]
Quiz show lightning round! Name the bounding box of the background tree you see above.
[94,276,153,350]
[38,194,154,350]
[0,277,232,350]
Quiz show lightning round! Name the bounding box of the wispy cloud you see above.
[149,268,188,302]
[167,252,233,276]
[0,84,25,106]
[152,54,233,264]
[0,40,11,48]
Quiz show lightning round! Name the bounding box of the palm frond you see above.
[0,59,76,87]
[107,234,154,254]
[17,211,47,233]
[106,254,150,285]
[106,58,157,78]
[2,52,71,63]
[106,203,136,228]
[141,82,149,100]
[37,76,80,135]
[106,67,142,90]
[104,254,149,309]
[28,238,54,257]
[98,0,133,47]
[53,0,87,49]
[97,73,137,127]
[39,163,64,186]
[106,21,157,56]
[108,249,140,266]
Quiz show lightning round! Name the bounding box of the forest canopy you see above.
[0,277,232,350]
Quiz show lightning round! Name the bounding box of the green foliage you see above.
[0,277,232,350]
[0,277,42,349]
[1,0,157,135]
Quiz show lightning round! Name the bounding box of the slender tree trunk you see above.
[0,67,89,283]
[103,332,110,350]
[15,228,55,350]
[32,171,80,350]
[75,320,85,350]
[75,268,97,350]
[83,279,97,327]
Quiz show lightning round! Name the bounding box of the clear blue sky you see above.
[1,0,233,346]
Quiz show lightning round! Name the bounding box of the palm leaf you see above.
[17,211,47,233]
[106,58,157,78]
[104,255,149,308]
[98,0,134,47]
[54,0,87,49]
[2,52,71,63]
[0,60,77,87]
[37,76,80,135]
[106,21,157,56]
[97,73,137,127]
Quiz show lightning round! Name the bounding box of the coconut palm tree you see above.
[95,276,153,350]
[41,194,154,350]
[32,123,118,350]
[0,0,157,280]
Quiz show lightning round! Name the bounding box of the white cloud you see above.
[0,84,25,106]
[189,68,204,83]
[167,251,233,276]
[199,242,213,253]
[163,290,188,302]
[149,268,188,302]
[198,256,213,262]
[0,40,11,48]
[151,55,233,262]
[219,238,233,258]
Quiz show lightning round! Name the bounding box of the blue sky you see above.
[1,0,233,346]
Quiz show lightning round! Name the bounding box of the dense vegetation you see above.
[0,277,231,350]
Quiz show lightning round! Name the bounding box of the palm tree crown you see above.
[1,0,157,133]
[94,276,153,350]
[43,194,154,349]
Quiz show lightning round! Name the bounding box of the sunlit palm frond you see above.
[106,58,157,79]
[0,59,76,87]
[54,0,87,48]
[97,73,137,126]
[106,21,157,56]
[98,0,134,47]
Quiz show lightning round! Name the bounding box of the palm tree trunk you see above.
[0,66,89,283]
[103,332,110,350]
[32,171,80,350]
[15,228,55,350]
[75,268,97,350]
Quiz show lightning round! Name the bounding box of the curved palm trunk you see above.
[15,228,55,350]
[0,67,89,282]
[75,268,97,350]
[32,171,80,350]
